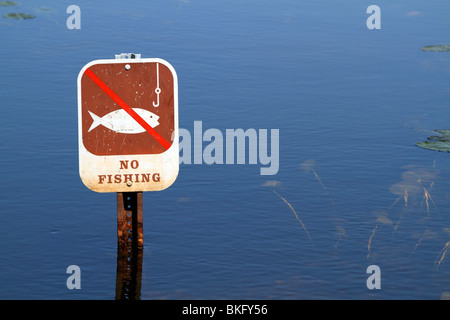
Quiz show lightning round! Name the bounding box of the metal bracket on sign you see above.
[115,53,142,59]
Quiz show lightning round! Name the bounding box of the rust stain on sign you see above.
[77,58,179,193]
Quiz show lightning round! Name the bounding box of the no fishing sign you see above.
[77,56,179,193]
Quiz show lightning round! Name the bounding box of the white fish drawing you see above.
[88,108,160,134]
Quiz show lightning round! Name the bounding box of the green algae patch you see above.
[0,1,18,6]
[417,130,450,152]
[3,12,35,19]
[421,45,450,52]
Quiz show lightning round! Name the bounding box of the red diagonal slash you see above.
[84,68,171,150]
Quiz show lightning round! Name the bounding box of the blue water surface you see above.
[0,0,450,299]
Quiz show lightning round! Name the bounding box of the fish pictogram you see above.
[88,108,160,134]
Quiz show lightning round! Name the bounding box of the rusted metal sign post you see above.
[77,53,179,299]
[115,192,143,299]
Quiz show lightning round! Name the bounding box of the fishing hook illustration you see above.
[153,63,160,107]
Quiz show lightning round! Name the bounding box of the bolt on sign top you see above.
[77,55,179,193]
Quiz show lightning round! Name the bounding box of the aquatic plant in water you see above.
[35,7,54,12]
[273,190,314,247]
[417,130,450,152]
[0,1,18,6]
[3,12,35,19]
[421,45,450,52]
